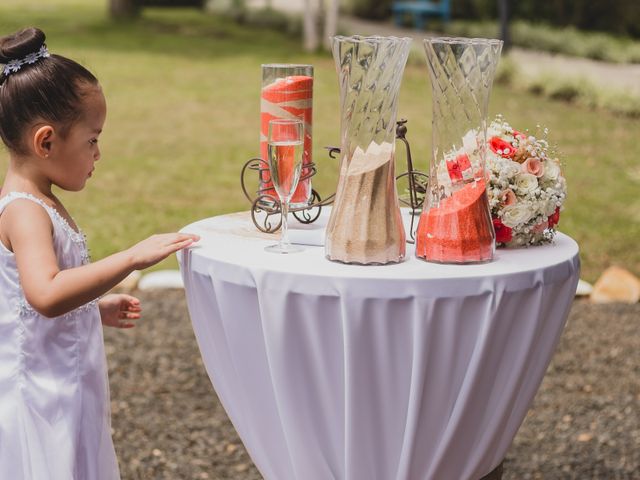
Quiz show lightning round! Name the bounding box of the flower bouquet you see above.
[485,116,567,247]
[433,115,567,247]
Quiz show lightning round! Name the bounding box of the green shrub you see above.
[505,71,640,118]
[548,82,583,103]
[628,43,640,64]
[494,55,517,86]
[450,0,640,39]
[599,91,640,118]
[526,79,546,97]
[439,20,640,64]
[443,20,497,39]
[243,7,295,34]
[347,0,392,20]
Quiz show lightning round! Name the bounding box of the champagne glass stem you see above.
[280,200,290,249]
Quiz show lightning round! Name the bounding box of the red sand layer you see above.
[260,75,313,205]
[416,180,494,263]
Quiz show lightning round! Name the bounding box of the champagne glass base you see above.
[264,243,304,254]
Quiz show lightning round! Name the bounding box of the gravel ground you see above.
[105,291,639,480]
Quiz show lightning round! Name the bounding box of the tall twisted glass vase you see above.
[416,37,503,264]
[325,35,411,265]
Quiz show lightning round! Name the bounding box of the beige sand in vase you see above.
[326,141,406,264]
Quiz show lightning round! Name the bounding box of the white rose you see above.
[543,159,561,181]
[504,159,522,177]
[543,198,558,217]
[502,204,533,228]
[515,173,538,195]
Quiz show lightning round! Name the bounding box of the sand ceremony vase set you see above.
[250,35,503,265]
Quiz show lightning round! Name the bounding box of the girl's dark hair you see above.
[0,27,99,155]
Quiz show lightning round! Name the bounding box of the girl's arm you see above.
[4,200,197,318]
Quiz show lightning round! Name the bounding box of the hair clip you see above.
[1,45,50,77]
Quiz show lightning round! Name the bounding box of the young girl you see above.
[0,27,199,479]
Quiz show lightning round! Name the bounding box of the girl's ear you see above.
[33,125,55,158]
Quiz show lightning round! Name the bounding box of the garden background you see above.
[1,0,639,283]
[1,1,639,478]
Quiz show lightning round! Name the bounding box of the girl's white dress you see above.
[0,192,120,479]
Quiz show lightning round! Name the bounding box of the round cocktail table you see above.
[178,210,579,480]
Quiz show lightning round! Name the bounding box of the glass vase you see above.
[260,64,313,208]
[325,35,411,265]
[416,37,503,264]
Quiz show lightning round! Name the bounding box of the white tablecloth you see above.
[177,210,580,480]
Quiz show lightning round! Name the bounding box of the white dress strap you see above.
[0,191,86,244]
[0,191,54,217]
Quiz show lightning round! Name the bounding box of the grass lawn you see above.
[1,0,638,282]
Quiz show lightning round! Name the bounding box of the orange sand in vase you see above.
[260,75,313,205]
[416,180,495,263]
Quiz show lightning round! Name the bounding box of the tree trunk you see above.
[323,0,340,51]
[109,0,140,19]
[303,0,320,52]
[498,0,511,52]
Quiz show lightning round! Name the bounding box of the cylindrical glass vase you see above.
[260,64,313,208]
[416,37,503,264]
[325,35,411,265]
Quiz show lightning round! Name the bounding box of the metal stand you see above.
[240,156,335,234]
[395,118,429,243]
[240,119,428,239]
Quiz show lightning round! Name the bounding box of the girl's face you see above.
[48,84,107,192]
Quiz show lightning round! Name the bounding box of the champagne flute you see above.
[265,118,304,254]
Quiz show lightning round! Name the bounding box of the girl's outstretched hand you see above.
[128,233,200,270]
[99,293,141,329]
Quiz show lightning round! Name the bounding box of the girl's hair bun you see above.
[0,26,98,155]
[0,27,46,63]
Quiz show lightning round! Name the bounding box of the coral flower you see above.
[548,207,561,228]
[492,217,513,244]
[489,136,516,158]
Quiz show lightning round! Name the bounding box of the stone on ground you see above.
[590,266,640,304]
[575,279,593,297]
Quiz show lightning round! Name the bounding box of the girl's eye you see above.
[89,138,98,146]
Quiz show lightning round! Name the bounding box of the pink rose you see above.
[522,157,545,177]
[501,189,516,206]
[532,220,549,234]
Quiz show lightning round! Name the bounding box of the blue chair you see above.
[392,0,451,30]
